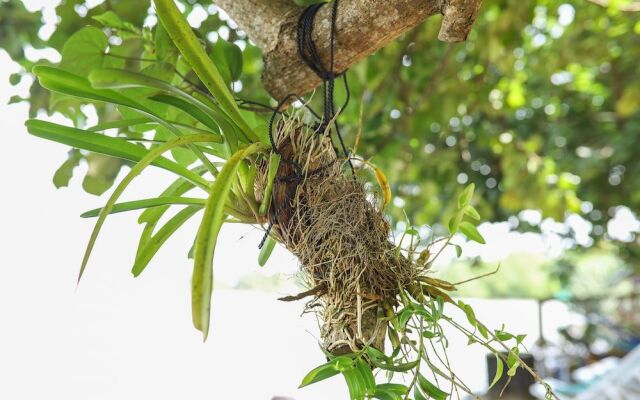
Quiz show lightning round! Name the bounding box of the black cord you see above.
[259,0,354,249]
[296,0,354,175]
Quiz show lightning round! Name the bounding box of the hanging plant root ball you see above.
[255,113,417,355]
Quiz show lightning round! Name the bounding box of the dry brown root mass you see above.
[255,117,416,355]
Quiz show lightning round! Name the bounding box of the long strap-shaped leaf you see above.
[34,65,140,108]
[191,142,268,340]
[88,68,240,143]
[152,0,259,143]
[87,68,242,155]
[150,94,240,155]
[25,120,211,190]
[89,117,151,131]
[133,206,201,277]
[78,134,221,282]
[89,69,222,134]
[80,196,206,218]
[89,117,215,136]
[136,166,208,258]
[33,66,219,175]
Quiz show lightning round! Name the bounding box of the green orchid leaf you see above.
[136,166,208,259]
[448,209,463,234]
[369,356,419,373]
[132,206,201,277]
[343,368,365,400]
[77,133,220,282]
[257,235,277,267]
[299,360,341,388]
[355,358,376,396]
[25,119,210,190]
[259,152,281,216]
[459,221,486,244]
[191,142,268,339]
[35,66,220,175]
[458,183,475,209]
[89,118,152,131]
[88,67,240,156]
[375,384,407,396]
[372,390,401,400]
[149,93,220,133]
[80,196,205,218]
[489,354,504,389]
[418,374,448,400]
[464,205,481,220]
[153,0,259,143]
[33,65,140,109]
[414,387,428,400]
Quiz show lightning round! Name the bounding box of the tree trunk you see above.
[214,0,482,100]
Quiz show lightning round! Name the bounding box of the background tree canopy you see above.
[2,0,639,274]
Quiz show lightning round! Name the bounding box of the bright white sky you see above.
[0,1,638,399]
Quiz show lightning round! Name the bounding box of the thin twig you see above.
[453,263,501,286]
[278,283,327,302]
[443,314,561,400]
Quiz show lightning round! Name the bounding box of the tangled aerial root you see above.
[255,114,416,354]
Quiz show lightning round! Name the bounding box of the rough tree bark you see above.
[214,0,482,101]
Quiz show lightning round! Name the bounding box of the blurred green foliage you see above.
[438,247,629,300]
[2,0,639,248]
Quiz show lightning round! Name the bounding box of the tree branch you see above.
[215,0,482,101]
[213,0,299,52]
[277,283,327,302]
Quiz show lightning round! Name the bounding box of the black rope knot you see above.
[297,3,334,82]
